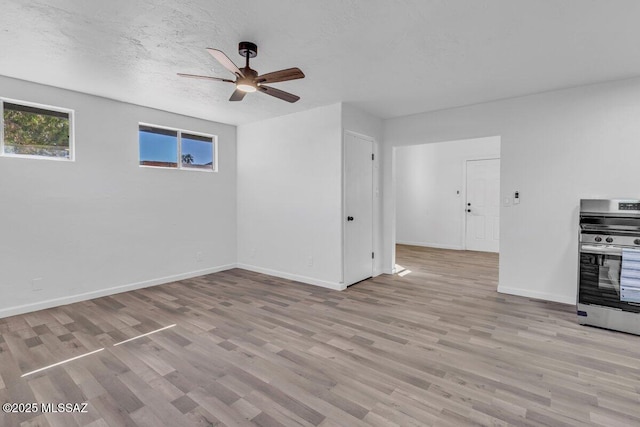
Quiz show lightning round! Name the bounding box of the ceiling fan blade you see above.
[229,89,247,102]
[258,85,300,103]
[206,48,244,78]
[177,73,234,83]
[256,67,305,84]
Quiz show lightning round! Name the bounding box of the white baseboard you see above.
[0,264,237,319]
[237,263,346,291]
[497,285,575,305]
[396,240,463,251]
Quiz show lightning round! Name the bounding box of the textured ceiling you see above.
[2,1,640,125]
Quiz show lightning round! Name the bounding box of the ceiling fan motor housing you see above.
[242,68,258,78]
[238,41,258,58]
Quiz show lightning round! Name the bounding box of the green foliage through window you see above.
[3,102,71,158]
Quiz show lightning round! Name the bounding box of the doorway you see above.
[393,136,501,273]
[343,131,374,286]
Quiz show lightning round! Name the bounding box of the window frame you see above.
[0,97,75,162]
[138,122,217,172]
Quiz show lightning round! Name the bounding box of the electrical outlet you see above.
[196,251,203,262]
[31,278,43,292]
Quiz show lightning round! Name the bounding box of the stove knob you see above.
[594,236,602,242]
[606,237,614,243]
[635,239,640,245]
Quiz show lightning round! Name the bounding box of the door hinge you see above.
[372,153,375,160]
[372,252,375,259]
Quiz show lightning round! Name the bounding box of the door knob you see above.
[467,209,471,213]
[467,203,471,206]
[347,216,354,221]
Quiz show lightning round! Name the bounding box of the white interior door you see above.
[465,158,500,252]
[344,132,374,286]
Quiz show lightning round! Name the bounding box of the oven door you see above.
[579,244,640,313]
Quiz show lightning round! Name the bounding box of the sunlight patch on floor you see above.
[21,323,177,377]
[395,263,412,276]
[22,348,105,377]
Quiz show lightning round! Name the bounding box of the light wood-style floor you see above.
[1,245,640,426]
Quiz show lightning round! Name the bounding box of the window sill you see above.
[0,153,74,162]
[138,165,217,173]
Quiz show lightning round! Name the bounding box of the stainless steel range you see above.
[578,199,640,335]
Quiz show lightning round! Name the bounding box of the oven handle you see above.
[580,244,623,256]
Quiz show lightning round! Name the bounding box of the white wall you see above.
[237,103,344,289]
[0,75,237,317]
[342,104,384,275]
[342,103,383,141]
[396,137,500,250]
[383,76,640,304]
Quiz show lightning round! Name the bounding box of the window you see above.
[139,124,216,171]
[139,126,178,168]
[1,99,73,160]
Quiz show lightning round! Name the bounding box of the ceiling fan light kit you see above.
[236,79,258,93]
[178,41,304,102]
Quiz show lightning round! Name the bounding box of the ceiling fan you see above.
[178,41,305,103]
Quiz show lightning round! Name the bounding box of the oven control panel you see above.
[580,199,640,215]
[619,202,640,210]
